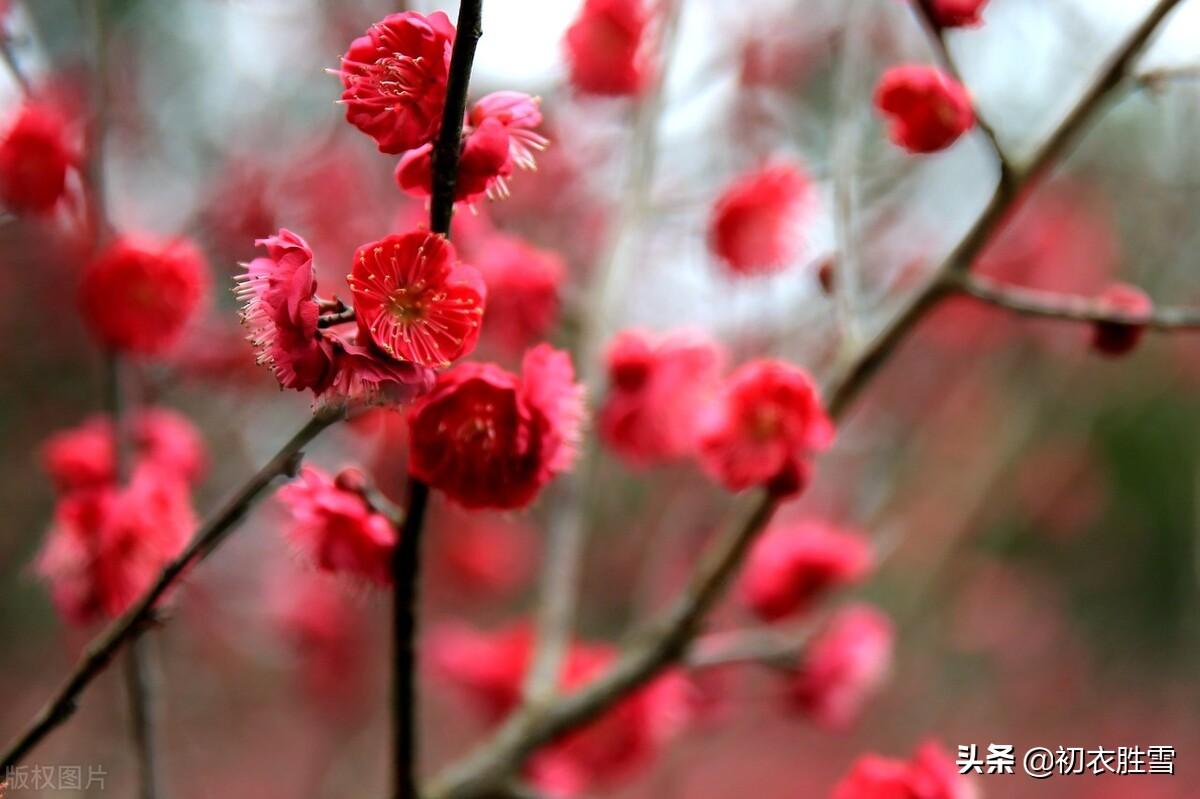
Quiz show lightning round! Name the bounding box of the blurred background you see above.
[2,0,1199,796]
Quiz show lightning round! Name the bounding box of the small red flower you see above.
[395,92,548,204]
[79,234,209,355]
[475,233,565,353]
[348,231,486,368]
[337,11,456,154]
[833,740,976,799]
[277,465,396,586]
[0,103,76,215]
[927,0,989,28]
[407,345,585,510]
[236,229,334,393]
[563,0,651,96]
[1092,282,1152,357]
[432,507,536,598]
[697,359,834,498]
[708,163,813,275]
[35,465,196,626]
[41,408,207,494]
[789,604,893,729]
[599,328,725,467]
[874,65,975,154]
[740,521,873,622]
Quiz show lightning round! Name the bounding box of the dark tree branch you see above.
[0,405,343,772]
[392,3,484,798]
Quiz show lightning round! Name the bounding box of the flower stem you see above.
[391,1,484,797]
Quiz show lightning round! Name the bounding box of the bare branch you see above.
[952,272,1200,329]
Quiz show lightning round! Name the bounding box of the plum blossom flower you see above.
[236,229,335,393]
[277,465,396,586]
[740,521,873,622]
[708,163,813,275]
[407,345,585,510]
[325,331,437,408]
[473,233,565,353]
[35,465,196,625]
[0,102,77,215]
[599,328,725,467]
[1092,282,1152,357]
[874,65,975,154]
[697,359,834,498]
[395,92,548,204]
[789,604,894,728]
[41,408,207,493]
[337,11,456,154]
[348,231,486,368]
[79,234,209,355]
[563,0,651,96]
[833,739,978,799]
[926,0,989,28]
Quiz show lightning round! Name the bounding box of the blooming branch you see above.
[424,3,1187,796]
[0,405,343,773]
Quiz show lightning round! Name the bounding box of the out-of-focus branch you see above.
[686,628,809,671]
[1137,64,1200,91]
[522,0,686,709]
[424,5,1184,797]
[827,0,1184,418]
[0,7,31,97]
[952,272,1200,329]
[81,0,110,244]
[0,405,344,772]
[391,3,484,798]
[829,0,869,350]
[910,0,1014,186]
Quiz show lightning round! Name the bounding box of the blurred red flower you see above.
[741,521,873,623]
[599,328,725,467]
[36,465,196,625]
[789,604,894,729]
[927,0,989,28]
[277,466,396,586]
[563,0,651,96]
[473,232,565,353]
[697,359,834,498]
[1092,282,1152,357]
[0,102,76,215]
[79,234,209,355]
[41,408,207,493]
[832,739,976,799]
[430,622,693,798]
[874,65,974,154]
[348,231,486,368]
[408,345,584,510]
[708,163,813,276]
[337,11,455,154]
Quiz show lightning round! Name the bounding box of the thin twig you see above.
[317,308,356,328]
[423,5,1185,796]
[686,628,810,671]
[522,0,686,711]
[952,272,1200,329]
[0,405,343,772]
[826,0,1184,419]
[911,0,1014,187]
[81,0,110,245]
[0,15,31,97]
[391,3,484,797]
[123,638,163,799]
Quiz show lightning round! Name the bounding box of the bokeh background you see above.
[2,0,1200,796]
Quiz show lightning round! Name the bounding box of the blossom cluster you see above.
[35,409,205,625]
